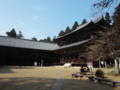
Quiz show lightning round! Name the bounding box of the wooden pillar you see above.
[99,60,101,68]
[118,58,120,70]
[115,59,117,68]
[114,58,120,74]
[105,61,107,74]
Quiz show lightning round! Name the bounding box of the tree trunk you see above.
[118,58,120,74]
[115,58,120,74]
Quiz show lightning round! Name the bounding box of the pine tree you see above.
[52,36,56,43]
[6,28,17,37]
[105,12,111,27]
[17,31,24,39]
[71,21,78,31]
[65,26,71,34]
[46,37,51,43]
[81,19,87,25]
[58,30,65,36]
[32,37,38,41]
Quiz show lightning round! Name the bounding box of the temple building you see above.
[0,16,107,67]
[54,16,106,66]
[54,16,105,46]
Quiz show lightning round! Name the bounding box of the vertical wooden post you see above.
[99,60,101,68]
[115,59,119,74]
[105,61,107,75]
[115,59,117,68]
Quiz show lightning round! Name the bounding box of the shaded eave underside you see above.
[54,39,90,51]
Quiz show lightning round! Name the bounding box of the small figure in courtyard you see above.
[80,66,85,75]
[34,62,37,66]
[85,66,90,72]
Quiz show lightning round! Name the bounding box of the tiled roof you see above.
[0,36,59,51]
[54,39,90,50]
[55,16,104,39]
[93,16,104,24]
[56,22,93,39]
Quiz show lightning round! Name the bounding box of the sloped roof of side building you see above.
[0,36,59,51]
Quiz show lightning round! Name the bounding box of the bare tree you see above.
[91,0,119,16]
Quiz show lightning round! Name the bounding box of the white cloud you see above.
[18,21,25,26]
[42,18,50,22]
[35,5,46,11]
[33,16,39,20]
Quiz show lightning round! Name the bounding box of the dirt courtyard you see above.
[0,66,119,90]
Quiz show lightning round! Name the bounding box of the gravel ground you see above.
[0,66,119,90]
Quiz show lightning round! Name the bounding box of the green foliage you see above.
[17,31,24,39]
[52,36,56,43]
[40,37,52,43]
[95,69,104,78]
[71,21,79,31]
[65,26,71,34]
[58,30,65,36]
[32,37,38,41]
[46,37,51,42]
[6,28,17,37]
[81,19,87,25]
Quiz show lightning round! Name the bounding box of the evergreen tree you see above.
[65,26,71,34]
[58,30,65,36]
[39,37,51,43]
[39,39,44,42]
[105,12,111,27]
[81,19,87,25]
[6,28,17,37]
[71,21,79,31]
[52,36,56,43]
[32,37,38,41]
[17,31,24,39]
[46,37,51,43]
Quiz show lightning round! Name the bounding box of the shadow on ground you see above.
[4,66,35,69]
[0,66,34,73]
[0,68,15,73]
[0,77,119,90]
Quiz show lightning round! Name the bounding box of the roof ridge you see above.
[0,35,57,45]
[56,21,94,39]
[55,16,104,39]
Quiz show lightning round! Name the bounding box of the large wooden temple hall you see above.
[0,16,107,66]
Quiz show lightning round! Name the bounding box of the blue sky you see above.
[0,0,116,40]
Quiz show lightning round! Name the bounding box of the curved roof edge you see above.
[55,16,104,39]
[54,39,90,51]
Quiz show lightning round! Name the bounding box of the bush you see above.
[95,69,104,78]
